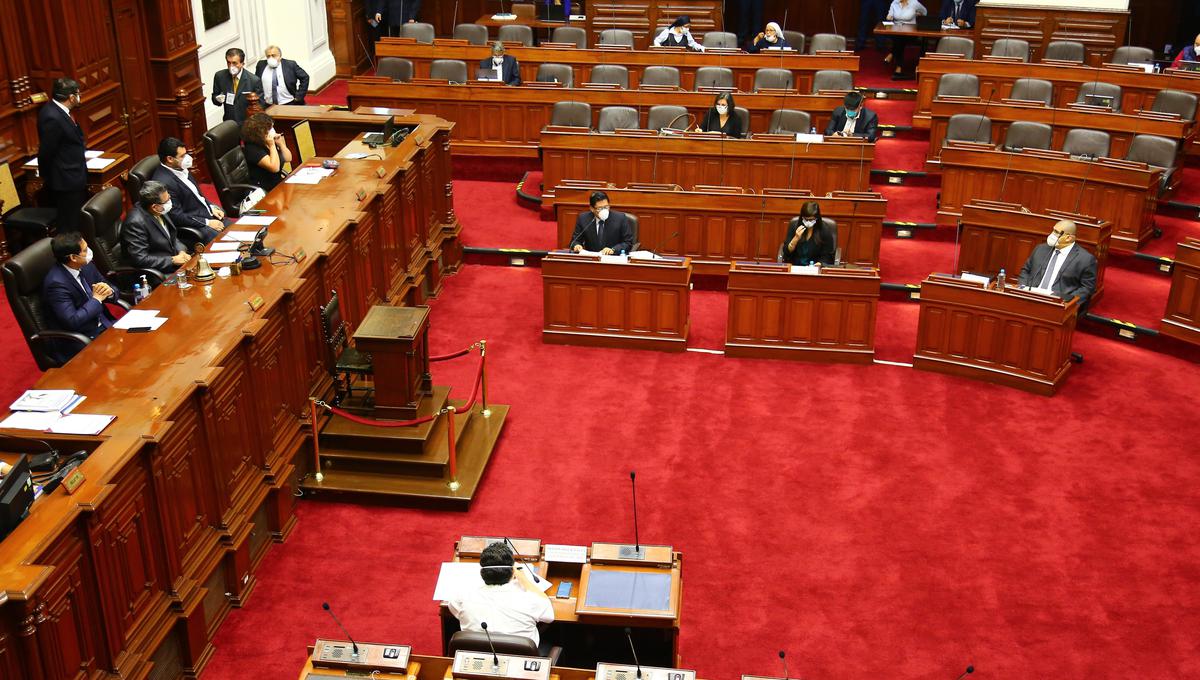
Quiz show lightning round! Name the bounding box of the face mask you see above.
[160,200,173,214]
[268,127,277,139]
[597,207,610,221]
[73,94,83,106]
[801,218,817,228]
[79,247,93,265]
[180,154,193,170]
[1046,232,1060,248]
[229,65,241,76]
[847,109,858,119]
[715,104,728,114]
[267,57,280,68]
[493,57,504,65]
[766,34,777,42]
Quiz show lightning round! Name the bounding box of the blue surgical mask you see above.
[846,109,859,119]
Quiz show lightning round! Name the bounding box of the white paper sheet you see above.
[24,158,38,167]
[86,158,112,170]
[789,265,820,275]
[543,544,588,563]
[114,310,167,331]
[221,231,260,242]
[9,389,77,412]
[234,216,278,226]
[200,251,242,265]
[795,132,824,144]
[84,150,104,159]
[49,414,115,435]
[0,410,63,430]
[433,562,486,601]
[207,241,241,251]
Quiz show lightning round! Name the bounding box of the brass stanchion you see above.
[446,406,460,491]
[479,340,491,418]
[310,399,324,483]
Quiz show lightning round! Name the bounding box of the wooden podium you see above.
[725,262,880,363]
[914,275,1079,395]
[353,305,432,420]
[1161,238,1200,345]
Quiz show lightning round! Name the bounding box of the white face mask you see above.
[268,127,277,139]
[229,65,241,77]
[597,207,610,221]
[766,33,777,42]
[267,57,280,68]
[715,104,728,114]
[180,154,193,170]
[160,200,173,214]
[79,247,93,265]
[493,56,504,65]
[1046,232,1060,248]
[801,218,817,228]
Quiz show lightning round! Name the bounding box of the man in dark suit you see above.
[122,181,191,273]
[569,191,635,255]
[151,137,222,247]
[855,0,890,51]
[211,48,264,124]
[43,232,117,361]
[1018,220,1098,311]
[940,0,977,28]
[370,0,421,36]
[254,45,311,105]
[478,42,522,85]
[824,91,879,142]
[37,78,87,232]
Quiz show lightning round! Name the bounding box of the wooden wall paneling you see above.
[974,6,1129,65]
[29,528,109,678]
[327,0,373,78]
[0,0,34,169]
[142,0,208,180]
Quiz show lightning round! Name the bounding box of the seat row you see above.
[935,74,1198,120]
[549,101,818,136]
[931,37,1156,66]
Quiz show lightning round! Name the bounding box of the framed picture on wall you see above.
[202,0,231,30]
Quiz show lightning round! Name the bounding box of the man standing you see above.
[478,42,521,85]
[824,91,880,142]
[122,181,191,273]
[569,191,635,255]
[151,137,223,247]
[371,0,422,36]
[254,45,311,106]
[211,48,263,123]
[37,78,87,233]
[856,0,890,51]
[43,232,117,362]
[1018,220,1098,311]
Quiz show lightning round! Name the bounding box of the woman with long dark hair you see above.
[780,201,836,265]
[695,92,744,138]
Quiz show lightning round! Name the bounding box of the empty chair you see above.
[1151,89,1198,120]
[453,23,489,45]
[754,68,793,91]
[1111,46,1154,65]
[694,66,734,90]
[598,106,640,132]
[648,105,690,131]
[734,107,750,135]
[202,121,256,216]
[498,24,534,46]
[808,33,846,53]
[936,36,975,59]
[536,63,574,87]
[1043,40,1085,63]
[1124,134,1180,193]
[642,66,681,87]
[1076,82,1122,111]
[125,154,160,203]
[376,57,413,82]
[599,29,634,47]
[937,73,980,98]
[399,22,435,44]
[812,70,853,92]
[702,31,738,48]
[589,64,629,88]
[1062,128,1111,157]
[990,38,1030,62]
[512,2,535,18]
[945,114,992,145]
[768,109,812,134]
[0,162,57,253]
[783,30,805,53]
[1002,121,1053,151]
[552,26,587,48]
[550,101,592,127]
[430,59,468,83]
[1010,78,1054,105]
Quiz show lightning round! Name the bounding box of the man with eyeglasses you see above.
[121,180,191,275]
[1018,219,1097,311]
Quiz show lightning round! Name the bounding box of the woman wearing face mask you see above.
[696,93,744,138]
[746,22,790,53]
[780,201,835,266]
[241,112,292,193]
[653,16,705,51]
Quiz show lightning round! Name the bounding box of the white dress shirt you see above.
[54,98,73,120]
[888,0,928,24]
[446,581,555,646]
[65,265,90,295]
[1041,242,1074,291]
[161,163,208,206]
[262,65,295,105]
[841,114,858,136]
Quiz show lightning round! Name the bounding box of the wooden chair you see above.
[319,290,373,403]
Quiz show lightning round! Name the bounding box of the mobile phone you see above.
[555,581,573,599]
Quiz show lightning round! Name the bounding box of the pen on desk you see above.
[127,327,153,333]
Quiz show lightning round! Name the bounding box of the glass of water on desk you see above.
[176,268,192,290]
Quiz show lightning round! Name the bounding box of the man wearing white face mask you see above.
[568,191,635,255]
[1018,219,1097,310]
[44,232,118,361]
[152,137,223,247]
[254,46,310,105]
[477,42,521,85]
[211,47,263,123]
[122,181,191,273]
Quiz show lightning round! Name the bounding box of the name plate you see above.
[452,651,551,680]
[596,663,696,680]
[312,638,411,673]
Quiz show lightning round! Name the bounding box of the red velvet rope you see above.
[458,358,485,413]
[430,344,478,362]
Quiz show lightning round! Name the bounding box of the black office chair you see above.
[319,289,373,403]
[449,631,562,668]
[126,154,160,201]
[202,121,257,217]
[80,187,166,298]
[1,161,57,255]
[2,238,96,369]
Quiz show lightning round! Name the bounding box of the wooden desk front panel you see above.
[1161,239,1200,345]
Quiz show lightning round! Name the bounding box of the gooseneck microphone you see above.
[973,89,996,142]
[625,627,643,679]
[618,470,644,559]
[778,650,790,680]
[321,602,360,658]
[646,230,681,258]
[504,536,540,583]
[954,665,975,680]
[480,621,501,668]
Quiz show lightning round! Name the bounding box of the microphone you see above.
[1073,153,1096,213]
[480,621,501,668]
[972,89,996,142]
[954,665,975,680]
[619,470,645,559]
[829,6,839,38]
[778,650,790,680]
[504,536,540,583]
[321,602,360,659]
[624,627,643,679]
[646,229,680,258]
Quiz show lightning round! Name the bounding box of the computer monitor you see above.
[0,455,34,540]
[475,67,501,81]
[363,115,396,146]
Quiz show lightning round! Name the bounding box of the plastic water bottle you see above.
[997,268,1006,291]
[809,125,817,135]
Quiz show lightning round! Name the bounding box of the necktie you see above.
[270,68,279,105]
[232,75,240,100]
[596,220,603,239]
[1039,249,1060,289]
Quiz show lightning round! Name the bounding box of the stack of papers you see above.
[113,309,168,331]
[285,166,336,185]
[200,251,242,265]
[10,389,79,412]
[207,241,241,252]
[221,231,261,242]
[86,157,113,170]
[2,390,114,434]
[235,215,277,227]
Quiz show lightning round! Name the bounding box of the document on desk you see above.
[86,158,112,170]
[9,389,77,412]
[114,310,167,331]
[0,410,64,430]
[50,414,115,435]
[543,544,588,563]
[207,240,241,251]
[200,251,242,265]
[234,215,277,226]
[432,562,485,600]
[285,167,336,185]
[84,150,104,159]
[221,230,260,242]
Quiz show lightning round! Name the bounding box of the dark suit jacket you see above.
[780,220,836,265]
[1018,243,1098,310]
[36,102,86,192]
[150,165,220,245]
[824,106,879,142]
[568,210,635,253]
[370,0,421,25]
[210,69,264,123]
[939,0,977,25]
[43,262,115,339]
[254,58,311,104]
[477,55,522,86]
[122,205,187,272]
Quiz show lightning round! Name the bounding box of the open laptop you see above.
[362,115,395,146]
[1084,93,1115,109]
[475,67,502,81]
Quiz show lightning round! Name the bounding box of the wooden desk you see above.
[957,201,1112,304]
[541,130,874,203]
[725,262,880,363]
[542,253,691,351]
[0,115,460,680]
[374,40,859,94]
[874,21,953,40]
[1161,237,1200,345]
[474,13,567,31]
[972,4,1128,67]
[553,185,886,273]
[914,275,1079,395]
[21,151,131,205]
[298,652,599,680]
[936,144,1160,253]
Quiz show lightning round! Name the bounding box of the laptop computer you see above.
[475,67,501,81]
[916,16,944,31]
[1084,94,1115,108]
[362,115,395,145]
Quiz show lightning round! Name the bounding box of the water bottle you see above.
[132,283,142,303]
[997,268,1006,291]
[809,125,817,135]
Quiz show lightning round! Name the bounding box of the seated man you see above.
[479,42,521,85]
[122,180,191,274]
[446,543,554,647]
[152,137,223,248]
[569,191,634,255]
[1018,219,1097,310]
[43,232,117,361]
[940,0,976,28]
[1171,32,1200,69]
[825,91,879,142]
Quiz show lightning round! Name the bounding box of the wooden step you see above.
[319,386,450,454]
[317,406,472,477]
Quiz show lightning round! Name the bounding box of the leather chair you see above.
[776,217,839,263]
[812,70,853,92]
[399,22,435,44]
[937,73,979,98]
[808,33,846,53]
[448,631,562,668]
[1151,89,1198,121]
[768,109,812,134]
[377,57,414,82]
[694,66,734,90]
[1010,78,1054,105]
[1062,128,1111,158]
[597,106,640,132]
[126,154,160,202]
[589,64,629,88]
[453,24,489,45]
[1124,134,1179,193]
[936,36,974,58]
[642,66,681,87]
[944,114,992,145]
[598,29,634,47]
[550,101,592,127]
[320,289,373,403]
[1076,82,1122,111]
[1,162,57,254]
[734,107,750,136]
[1043,41,1085,63]
[990,39,1030,61]
[498,24,534,46]
[2,238,91,370]
[647,105,690,131]
[783,30,805,53]
[513,2,535,18]
[79,187,166,298]
[536,63,574,87]
[1002,121,1053,151]
[754,68,793,91]
[552,26,587,48]
[431,59,469,83]
[702,31,738,48]
[202,121,256,217]
[1111,46,1154,65]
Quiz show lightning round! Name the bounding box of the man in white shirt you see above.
[151,137,223,246]
[253,45,311,106]
[1018,219,1098,310]
[446,543,554,647]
